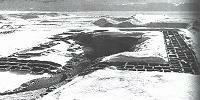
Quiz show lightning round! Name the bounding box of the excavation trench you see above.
[62,32,142,76]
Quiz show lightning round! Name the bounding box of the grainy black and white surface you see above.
[0,0,199,100]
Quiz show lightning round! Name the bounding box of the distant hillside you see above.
[0,0,198,11]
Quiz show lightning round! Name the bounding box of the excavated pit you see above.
[70,32,141,59]
[60,31,143,77]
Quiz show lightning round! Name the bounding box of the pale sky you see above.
[0,0,198,11]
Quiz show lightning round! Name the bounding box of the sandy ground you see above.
[0,72,50,93]
[0,12,199,100]
[42,68,200,100]
[0,88,47,100]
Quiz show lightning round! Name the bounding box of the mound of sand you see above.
[38,13,59,17]
[116,21,140,28]
[104,55,167,64]
[93,18,114,27]
[113,17,131,21]
[93,18,142,28]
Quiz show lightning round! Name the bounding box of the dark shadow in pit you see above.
[60,31,146,79]
[70,32,143,59]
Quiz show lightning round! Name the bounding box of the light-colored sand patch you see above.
[0,27,62,57]
[134,31,168,60]
[134,14,170,24]
[25,41,74,66]
[42,68,199,100]
[0,88,46,100]
[0,72,50,93]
